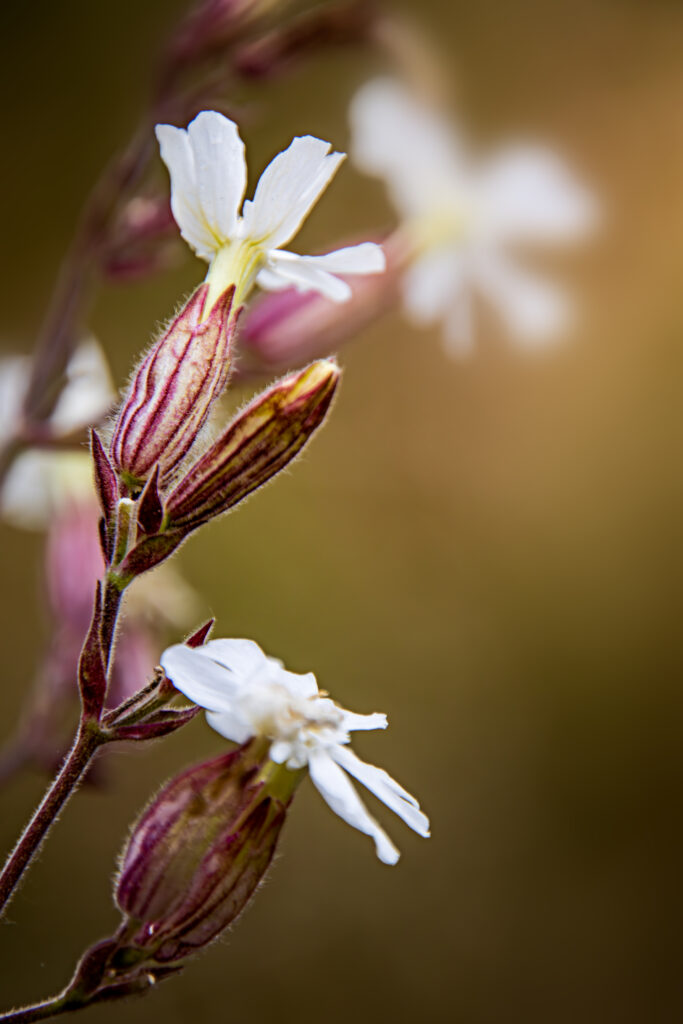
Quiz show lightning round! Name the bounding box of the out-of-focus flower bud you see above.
[240,234,408,372]
[164,359,339,531]
[102,196,178,283]
[234,0,376,80]
[167,0,287,69]
[116,738,299,962]
[110,284,237,489]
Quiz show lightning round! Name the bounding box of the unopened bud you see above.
[116,739,298,962]
[102,197,177,283]
[165,359,339,530]
[110,285,237,489]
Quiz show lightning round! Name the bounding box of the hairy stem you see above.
[0,994,74,1024]
[0,723,103,917]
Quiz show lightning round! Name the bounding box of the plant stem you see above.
[0,723,102,917]
[0,994,74,1024]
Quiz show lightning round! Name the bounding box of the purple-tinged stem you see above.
[0,722,103,917]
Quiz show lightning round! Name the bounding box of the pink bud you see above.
[165,359,339,531]
[110,285,238,488]
[116,740,299,962]
[101,196,177,283]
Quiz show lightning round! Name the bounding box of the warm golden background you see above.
[2,1,683,1021]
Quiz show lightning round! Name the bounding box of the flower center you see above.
[205,238,266,309]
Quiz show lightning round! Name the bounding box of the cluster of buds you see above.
[95,279,338,590]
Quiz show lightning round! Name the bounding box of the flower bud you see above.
[102,196,177,283]
[110,284,237,489]
[116,739,299,963]
[164,359,339,530]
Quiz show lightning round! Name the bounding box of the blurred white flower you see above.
[0,338,114,529]
[156,110,385,308]
[161,637,430,864]
[1,451,95,530]
[350,77,598,354]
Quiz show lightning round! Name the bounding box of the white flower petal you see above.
[200,637,268,680]
[332,745,430,837]
[1,451,94,530]
[156,123,218,259]
[308,748,400,864]
[266,662,319,699]
[340,711,388,732]
[474,252,572,343]
[160,643,242,711]
[476,145,598,245]
[187,111,246,244]
[350,77,464,219]
[402,246,467,326]
[269,739,293,764]
[262,251,352,302]
[206,708,254,745]
[297,243,386,276]
[242,135,344,249]
[50,337,114,435]
[254,267,293,292]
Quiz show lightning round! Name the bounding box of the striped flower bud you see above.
[116,739,299,963]
[110,284,237,489]
[164,358,339,531]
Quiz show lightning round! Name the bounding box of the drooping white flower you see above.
[0,338,114,529]
[156,110,386,308]
[160,637,430,864]
[350,77,598,354]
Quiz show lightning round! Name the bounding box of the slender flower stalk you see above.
[0,723,104,916]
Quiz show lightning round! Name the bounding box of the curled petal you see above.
[308,748,400,865]
[332,745,430,837]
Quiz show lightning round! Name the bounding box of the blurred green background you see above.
[2,0,683,1021]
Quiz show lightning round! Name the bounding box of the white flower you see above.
[0,338,114,529]
[160,637,430,864]
[155,110,386,308]
[350,78,598,355]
